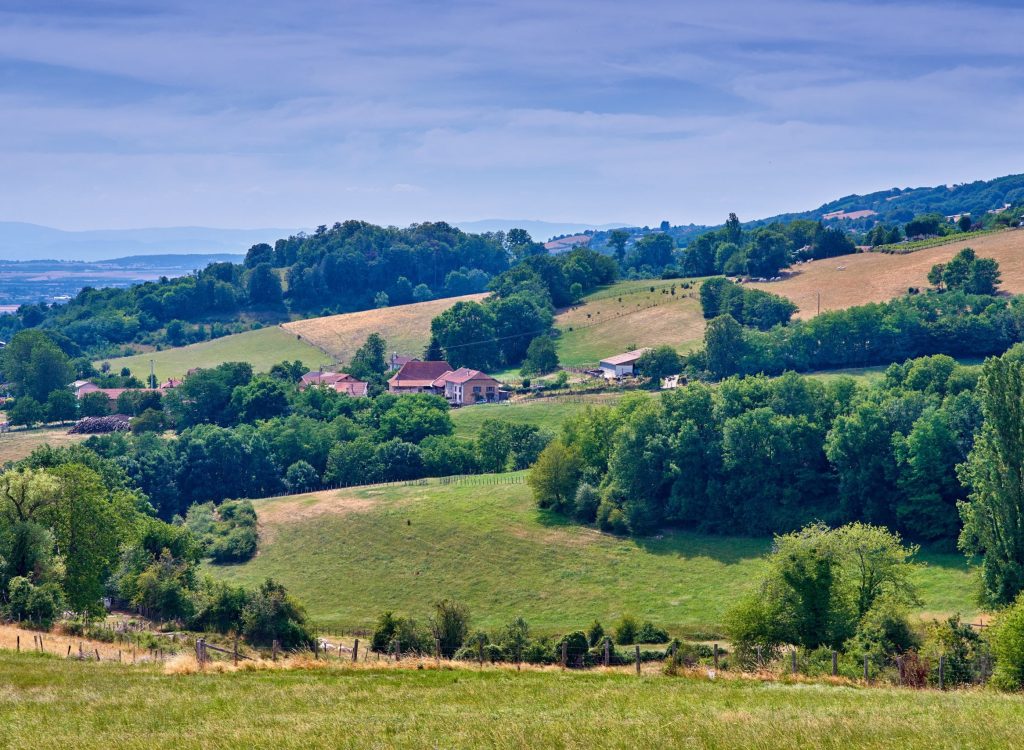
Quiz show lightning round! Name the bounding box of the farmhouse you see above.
[598,348,650,379]
[389,353,414,371]
[388,360,453,394]
[298,370,369,397]
[432,367,504,405]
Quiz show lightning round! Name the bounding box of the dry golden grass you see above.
[0,427,88,466]
[282,293,487,363]
[750,228,1024,319]
[0,624,147,663]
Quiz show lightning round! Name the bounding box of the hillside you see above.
[750,228,1024,318]
[99,326,329,382]
[553,279,707,366]
[210,476,974,634]
[281,293,487,363]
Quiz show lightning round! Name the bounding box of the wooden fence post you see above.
[791,649,797,675]
[603,637,610,668]
[396,640,401,662]
[233,636,239,666]
[352,638,359,663]
[561,640,567,669]
[435,638,441,667]
[67,644,72,658]
[478,636,485,668]
[272,640,279,662]
[635,645,641,675]
[939,655,945,691]
[832,650,838,677]
[713,643,719,670]
[755,645,761,669]
[15,635,18,653]
[863,654,869,682]
[95,649,101,662]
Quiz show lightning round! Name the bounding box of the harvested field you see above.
[282,293,487,363]
[0,426,88,466]
[750,228,1024,319]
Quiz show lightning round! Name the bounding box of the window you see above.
[473,386,481,393]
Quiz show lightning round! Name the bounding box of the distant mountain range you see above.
[0,222,295,262]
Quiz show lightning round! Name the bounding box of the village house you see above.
[598,348,650,379]
[389,353,414,371]
[388,360,453,394]
[432,367,504,405]
[298,370,369,397]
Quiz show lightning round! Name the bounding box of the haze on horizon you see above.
[2,0,1023,233]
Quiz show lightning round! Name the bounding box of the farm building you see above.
[298,371,369,397]
[432,368,505,405]
[598,349,650,379]
[388,360,454,394]
[389,353,414,371]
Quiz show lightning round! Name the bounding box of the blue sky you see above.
[1,0,1023,230]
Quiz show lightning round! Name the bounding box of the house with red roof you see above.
[388,360,453,394]
[432,367,503,405]
[298,370,369,397]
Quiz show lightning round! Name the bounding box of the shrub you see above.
[614,615,640,645]
[573,483,600,523]
[636,621,670,644]
[555,631,590,667]
[241,579,313,650]
[587,620,605,647]
[990,593,1024,690]
[6,577,63,628]
[429,599,470,658]
[284,460,320,493]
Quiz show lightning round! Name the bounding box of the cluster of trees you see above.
[928,247,1001,295]
[369,600,669,667]
[699,278,798,330]
[429,248,616,371]
[183,500,258,563]
[0,220,519,356]
[693,289,1021,380]
[0,450,311,646]
[530,355,983,541]
[681,215,854,280]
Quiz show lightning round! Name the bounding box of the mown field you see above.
[210,475,976,634]
[0,426,88,466]
[450,392,627,438]
[3,653,1023,749]
[553,279,707,366]
[282,293,488,364]
[100,326,329,382]
[750,227,1024,319]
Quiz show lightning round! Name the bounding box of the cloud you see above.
[0,0,1022,230]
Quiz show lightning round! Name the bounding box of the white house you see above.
[598,349,650,379]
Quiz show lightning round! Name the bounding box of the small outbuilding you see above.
[598,348,650,379]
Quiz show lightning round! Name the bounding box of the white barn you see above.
[598,349,650,379]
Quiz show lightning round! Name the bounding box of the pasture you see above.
[2,653,1023,749]
[750,228,1024,319]
[282,293,488,364]
[0,426,88,466]
[99,326,329,382]
[210,475,976,634]
[553,280,707,366]
[450,392,627,439]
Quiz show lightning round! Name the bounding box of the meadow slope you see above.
[210,475,976,634]
[100,326,329,382]
[3,654,1024,749]
[750,228,1024,318]
[282,293,488,363]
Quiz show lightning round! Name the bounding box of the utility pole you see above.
[816,290,821,315]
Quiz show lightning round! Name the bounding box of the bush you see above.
[613,615,640,645]
[636,621,670,644]
[990,593,1024,690]
[371,611,431,655]
[573,483,600,523]
[555,631,590,667]
[587,619,605,647]
[6,577,63,628]
[241,579,313,649]
[284,460,320,493]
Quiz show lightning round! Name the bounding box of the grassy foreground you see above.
[3,653,1023,749]
[211,475,976,633]
[100,326,330,382]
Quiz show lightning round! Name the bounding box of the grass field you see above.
[282,293,488,364]
[210,475,976,634]
[553,279,707,366]
[100,326,329,382]
[0,426,88,466]
[3,654,1024,749]
[450,392,628,439]
[750,228,1024,319]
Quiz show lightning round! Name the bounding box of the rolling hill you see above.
[99,326,330,382]
[750,228,1024,318]
[281,293,488,363]
[210,475,975,634]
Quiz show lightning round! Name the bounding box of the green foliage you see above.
[5,576,63,628]
[0,330,74,403]
[185,500,258,564]
[283,460,320,494]
[613,615,639,645]
[241,578,313,649]
[520,336,560,376]
[429,599,471,658]
[8,397,45,427]
[528,440,581,514]
[635,345,682,385]
[700,277,797,330]
[45,390,78,424]
[476,420,549,473]
[958,354,1024,604]
[929,248,1001,295]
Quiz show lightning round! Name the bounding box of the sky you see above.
[1,0,1023,231]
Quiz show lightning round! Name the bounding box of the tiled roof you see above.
[389,360,452,387]
[433,367,497,386]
